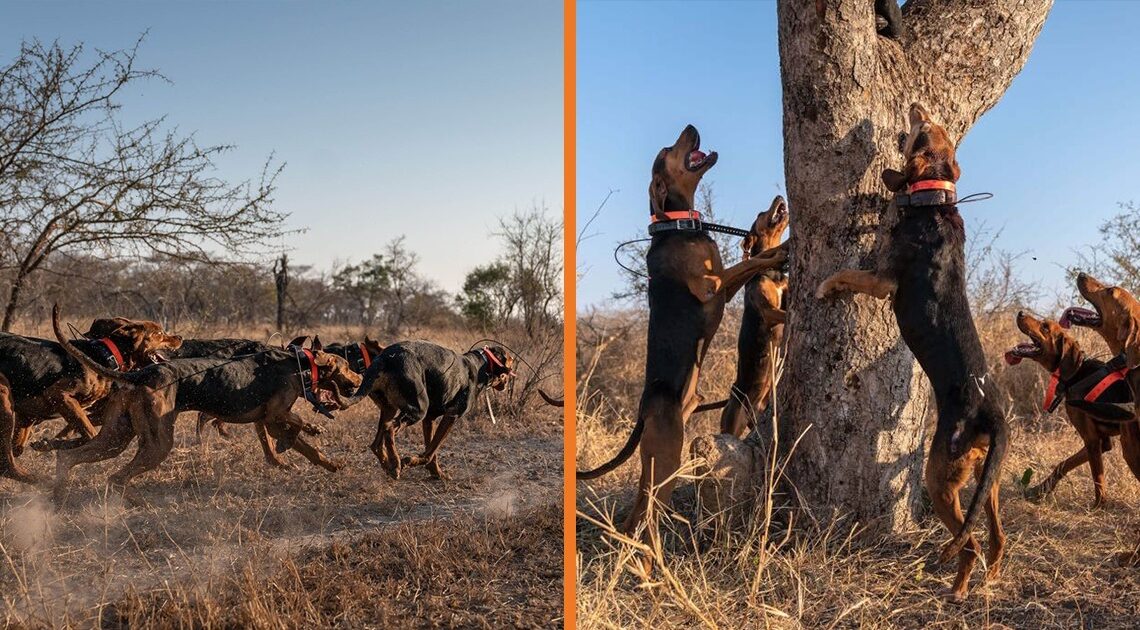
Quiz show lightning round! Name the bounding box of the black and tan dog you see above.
[1005,311,1135,508]
[0,317,182,482]
[697,196,790,438]
[49,307,361,496]
[343,340,515,480]
[576,125,787,538]
[817,103,1008,602]
[187,336,386,467]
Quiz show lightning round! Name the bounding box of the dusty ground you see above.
[0,325,564,629]
[576,309,1140,629]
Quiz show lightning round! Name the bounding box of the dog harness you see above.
[289,345,336,420]
[342,342,373,374]
[1043,353,1133,421]
[90,337,125,370]
[894,180,957,208]
[647,209,751,237]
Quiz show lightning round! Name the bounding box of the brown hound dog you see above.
[1006,312,1137,508]
[817,104,1008,602]
[693,196,790,437]
[0,317,182,483]
[576,125,787,540]
[49,307,361,496]
[1062,273,1140,565]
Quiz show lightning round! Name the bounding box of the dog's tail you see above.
[538,389,564,407]
[51,305,136,386]
[341,356,389,408]
[577,382,678,480]
[940,410,1009,563]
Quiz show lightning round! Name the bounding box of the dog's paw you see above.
[815,281,837,299]
[301,423,322,436]
[943,588,968,605]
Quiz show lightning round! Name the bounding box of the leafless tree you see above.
[494,202,563,334]
[777,0,1052,531]
[0,37,286,331]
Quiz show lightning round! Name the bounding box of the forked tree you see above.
[776,0,1052,531]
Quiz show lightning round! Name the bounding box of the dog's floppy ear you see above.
[86,317,130,339]
[287,335,308,349]
[311,335,323,351]
[1057,331,1083,376]
[1118,318,1140,370]
[649,173,669,220]
[881,168,907,193]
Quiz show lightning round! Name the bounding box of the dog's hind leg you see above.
[1086,437,1108,509]
[404,415,455,480]
[622,384,684,537]
[107,410,176,492]
[976,458,1006,582]
[290,434,340,473]
[925,451,981,603]
[50,392,99,441]
[1027,446,1089,501]
[0,380,37,484]
[256,422,291,468]
[1120,423,1140,482]
[53,409,136,502]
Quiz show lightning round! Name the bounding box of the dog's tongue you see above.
[1003,351,1023,366]
[1059,307,1097,329]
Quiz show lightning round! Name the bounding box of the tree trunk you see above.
[776,0,1051,531]
[274,253,289,332]
[1,272,25,333]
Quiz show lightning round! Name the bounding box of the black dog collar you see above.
[342,342,373,374]
[289,345,336,419]
[647,209,751,237]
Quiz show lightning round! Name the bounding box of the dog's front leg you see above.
[720,244,788,302]
[816,269,896,300]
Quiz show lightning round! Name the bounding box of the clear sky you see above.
[2,0,562,293]
[577,0,1140,308]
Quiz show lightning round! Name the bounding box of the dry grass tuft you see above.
[576,308,1140,629]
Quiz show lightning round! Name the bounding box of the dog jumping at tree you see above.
[576,125,787,542]
[817,103,1008,602]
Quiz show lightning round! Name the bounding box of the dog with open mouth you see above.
[0,316,183,483]
[816,103,1009,602]
[1005,311,1136,508]
[576,125,788,546]
[1061,272,1140,566]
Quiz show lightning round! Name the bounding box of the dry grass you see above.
[0,322,563,628]
[575,308,1140,629]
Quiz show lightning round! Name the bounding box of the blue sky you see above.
[2,1,562,293]
[577,1,1140,307]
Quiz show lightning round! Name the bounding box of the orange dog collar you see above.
[650,210,702,223]
[907,180,956,194]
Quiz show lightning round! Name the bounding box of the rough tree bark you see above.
[776,0,1051,531]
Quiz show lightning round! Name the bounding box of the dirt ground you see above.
[0,329,564,628]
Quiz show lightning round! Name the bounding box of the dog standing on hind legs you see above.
[817,103,1008,602]
[575,125,787,543]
